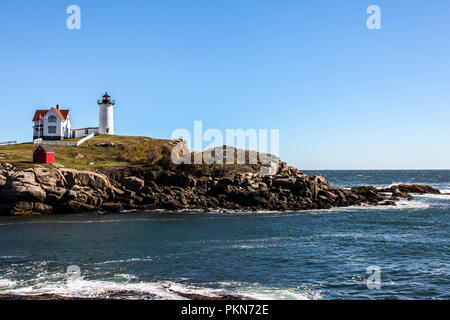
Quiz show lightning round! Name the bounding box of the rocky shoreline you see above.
[0,161,441,216]
[0,291,247,300]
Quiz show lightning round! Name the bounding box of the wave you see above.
[213,281,322,300]
[91,257,153,265]
[377,182,450,194]
[414,193,450,200]
[0,275,322,300]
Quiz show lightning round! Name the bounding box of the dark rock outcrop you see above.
[378,184,440,195]
[0,161,441,216]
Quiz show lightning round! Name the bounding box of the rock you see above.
[11,202,53,216]
[220,176,234,186]
[164,199,184,210]
[391,189,414,201]
[0,173,6,188]
[319,189,338,201]
[96,142,115,147]
[41,185,66,204]
[60,187,104,207]
[1,157,440,215]
[379,184,440,194]
[350,186,384,204]
[120,176,145,192]
[34,168,67,187]
[310,175,330,188]
[57,200,98,214]
[156,171,196,188]
[60,168,112,191]
[116,197,134,206]
[272,177,296,189]
[1,171,46,203]
[123,189,137,198]
[0,162,14,171]
[351,186,378,196]
[102,202,123,212]
[307,180,319,199]
[32,202,54,215]
[9,171,37,185]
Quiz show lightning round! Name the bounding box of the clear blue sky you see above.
[0,0,449,169]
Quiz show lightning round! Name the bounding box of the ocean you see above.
[0,170,448,300]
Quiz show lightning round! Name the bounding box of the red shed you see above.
[33,145,55,164]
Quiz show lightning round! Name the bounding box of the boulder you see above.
[307,181,319,199]
[164,199,184,210]
[0,173,6,188]
[11,202,53,216]
[112,186,125,197]
[379,184,440,194]
[102,202,123,212]
[120,176,145,192]
[41,185,67,204]
[272,177,296,189]
[0,162,14,171]
[34,168,67,187]
[96,142,115,147]
[60,168,112,191]
[1,171,46,203]
[310,175,330,188]
[350,186,383,204]
[57,200,98,214]
[391,189,413,201]
[156,171,196,188]
[9,170,37,185]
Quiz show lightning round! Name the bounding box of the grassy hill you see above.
[0,135,271,177]
[0,135,176,170]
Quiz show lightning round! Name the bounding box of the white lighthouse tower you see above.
[98,92,115,135]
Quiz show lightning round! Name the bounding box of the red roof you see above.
[32,110,48,122]
[33,144,55,154]
[32,108,70,121]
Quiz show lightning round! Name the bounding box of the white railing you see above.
[76,133,94,146]
[0,141,17,145]
[33,133,94,147]
[36,140,78,146]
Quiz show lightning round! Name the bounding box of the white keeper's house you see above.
[32,92,115,141]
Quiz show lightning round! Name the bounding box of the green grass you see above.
[0,135,264,176]
[0,135,175,170]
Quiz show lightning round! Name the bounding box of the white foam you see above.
[413,193,450,200]
[92,257,153,265]
[0,278,17,289]
[211,281,322,300]
[0,276,184,300]
[242,287,322,300]
[0,275,322,300]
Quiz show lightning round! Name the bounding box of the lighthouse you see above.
[97,92,115,135]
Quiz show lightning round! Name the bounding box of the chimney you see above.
[56,104,59,110]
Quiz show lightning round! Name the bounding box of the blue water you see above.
[0,170,449,299]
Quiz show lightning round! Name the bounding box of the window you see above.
[106,128,110,133]
[85,129,89,134]
[48,126,57,134]
[48,115,57,123]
